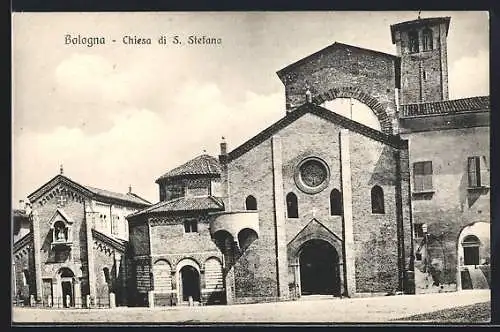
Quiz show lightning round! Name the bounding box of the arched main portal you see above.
[179,266,201,302]
[299,239,340,296]
[58,267,75,308]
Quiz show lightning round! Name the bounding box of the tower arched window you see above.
[245,195,257,210]
[408,30,419,53]
[330,189,342,216]
[286,192,299,218]
[423,28,433,51]
[371,185,385,214]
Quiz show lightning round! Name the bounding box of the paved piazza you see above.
[13,290,490,324]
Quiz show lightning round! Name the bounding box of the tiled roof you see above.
[400,96,490,118]
[156,154,221,183]
[84,185,152,206]
[129,196,224,218]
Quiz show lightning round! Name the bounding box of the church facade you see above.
[12,173,151,307]
[12,16,490,308]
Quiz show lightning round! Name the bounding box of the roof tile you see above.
[156,154,221,182]
[129,196,224,218]
[400,96,489,118]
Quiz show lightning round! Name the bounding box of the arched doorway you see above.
[58,267,75,308]
[179,266,201,302]
[457,222,490,290]
[299,239,340,296]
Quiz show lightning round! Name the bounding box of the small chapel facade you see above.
[12,172,151,307]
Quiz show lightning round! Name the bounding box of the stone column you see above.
[52,279,60,307]
[74,279,82,308]
[109,292,116,308]
[148,291,154,308]
[340,130,356,297]
[271,135,289,300]
[31,211,43,303]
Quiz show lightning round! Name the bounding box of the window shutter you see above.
[413,163,424,192]
[423,161,433,190]
[468,157,478,187]
[480,155,490,187]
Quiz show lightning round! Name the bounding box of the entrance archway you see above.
[457,222,490,290]
[180,266,201,302]
[299,239,340,296]
[58,267,75,308]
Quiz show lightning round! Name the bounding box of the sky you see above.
[12,11,489,206]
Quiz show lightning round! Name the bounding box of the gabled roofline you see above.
[276,42,399,83]
[27,174,94,203]
[27,174,150,208]
[287,217,343,247]
[227,102,405,162]
[13,232,33,253]
[92,229,127,253]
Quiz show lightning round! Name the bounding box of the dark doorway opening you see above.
[299,239,340,296]
[180,266,200,302]
[61,281,73,307]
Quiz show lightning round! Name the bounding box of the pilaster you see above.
[271,135,289,299]
[339,129,356,296]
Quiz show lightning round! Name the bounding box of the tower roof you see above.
[390,17,451,44]
[155,154,221,183]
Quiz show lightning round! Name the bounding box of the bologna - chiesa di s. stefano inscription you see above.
[13,15,489,308]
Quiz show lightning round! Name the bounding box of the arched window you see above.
[286,192,299,218]
[423,28,433,51]
[330,189,342,216]
[408,30,419,53]
[245,195,257,210]
[371,186,385,214]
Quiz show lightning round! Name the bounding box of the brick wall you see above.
[404,126,490,285]
[33,189,87,282]
[349,131,401,292]
[279,44,397,126]
[397,23,449,104]
[227,112,406,298]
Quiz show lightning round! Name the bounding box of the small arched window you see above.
[245,195,257,210]
[423,28,433,51]
[286,192,299,218]
[371,185,385,214]
[330,189,342,216]
[408,30,419,53]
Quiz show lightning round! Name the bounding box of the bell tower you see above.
[391,16,451,104]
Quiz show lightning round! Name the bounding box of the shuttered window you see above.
[468,157,481,187]
[413,161,433,192]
